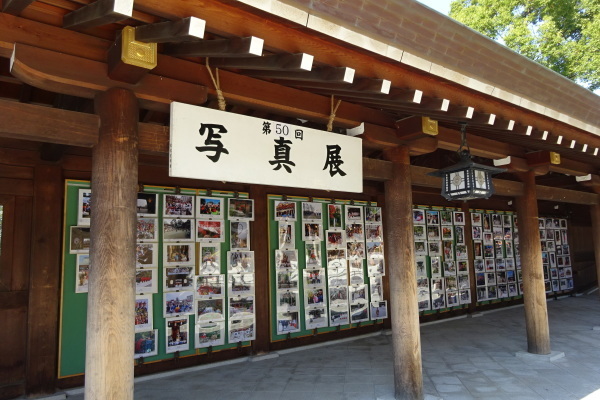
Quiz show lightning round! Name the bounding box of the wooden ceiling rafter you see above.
[2,0,35,15]
[62,0,133,29]
[163,36,264,58]
[134,16,206,43]
[244,66,355,83]
[207,53,314,72]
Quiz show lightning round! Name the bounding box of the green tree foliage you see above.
[449,0,600,90]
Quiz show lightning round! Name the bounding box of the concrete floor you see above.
[56,294,600,400]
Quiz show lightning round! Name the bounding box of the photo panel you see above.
[431,292,446,310]
[441,226,454,241]
[229,273,255,297]
[413,209,425,224]
[413,225,426,240]
[137,217,159,242]
[415,256,427,277]
[349,284,368,304]
[306,306,328,329]
[163,218,194,242]
[135,294,153,332]
[440,210,453,225]
[443,260,456,276]
[196,196,223,219]
[274,200,297,221]
[367,254,385,277]
[345,205,363,223]
[503,214,512,227]
[442,240,454,260]
[370,276,383,301]
[365,206,382,223]
[370,301,388,320]
[199,244,221,275]
[431,277,445,293]
[134,329,158,359]
[230,221,250,250]
[229,296,255,319]
[474,259,484,272]
[346,223,365,242]
[418,291,431,311]
[164,291,195,317]
[457,260,469,274]
[476,272,486,287]
[327,203,343,229]
[327,249,348,269]
[135,268,158,294]
[228,250,254,274]
[427,225,441,240]
[136,243,158,268]
[302,201,323,221]
[428,241,442,257]
[303,222,323,241]
[278,289,300,311]
[164,243,195,266]
[426,210,440,225]
[455,244,468,260]
[73,254,90,294]
[471,212,482,226]
[473,241,483,259]
[229,317,255,343]
[350,301,369,323]
[164,194,194,217]
[196,298,225,322]
[77,189,92,226]
[195,274,225,298]
[347,241,366,261]
[497,284,508,298]
[458,274,470,290]
[414,240,428,256]
[446,276,457,291]
[486,285,498,300]
[459,289,471,304]
[329,305,350,327]
[277,311,301,334]
[304,268,325,288]
[349,259,365,285]
[430,256,442,277]
[328,266,348,287]
[195,219,224,242]
[305,243,322,267]
[228,198,254,221]
[485,259,495,271]
[165,316,189,353]
[453,211,465,225]
[70,226,91,254]
[278,221,295,249]
[195,321,225,348]
[305,287,325,308]
[476,287,487,302]
[137,192,158,216]
[277,268,299,290]
[326,230,346,249]
[163,266,195,292]
[472,226,482,240]
[275,249,298,270]
[454,226,465,244]
[329,286,348,307]
[446,290,459,307]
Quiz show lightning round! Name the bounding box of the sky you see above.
[416,0,453,15]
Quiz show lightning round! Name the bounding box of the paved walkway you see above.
[59,294,600,400]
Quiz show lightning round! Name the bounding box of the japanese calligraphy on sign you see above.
[170,102,362,192]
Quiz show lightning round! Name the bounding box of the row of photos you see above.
[413,208,573,312]
[70,190,256,359]
[273,200,388,335]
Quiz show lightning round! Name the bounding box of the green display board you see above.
[267,195,383,342]
[59,180,250,378]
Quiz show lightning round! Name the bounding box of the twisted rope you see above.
[206,58,226,111]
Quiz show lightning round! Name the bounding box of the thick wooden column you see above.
[26,165,62,395]
[383,146,423,400]
[85,88,139,399]
[515,170,550,354]
[590,204,600,293]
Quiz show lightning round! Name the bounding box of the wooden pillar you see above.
[515,170,550,354]
[85,88,139,399]
[26,165,62,395]
[383,146,423,400]
[249,184,270,354]
[590,204,600,293]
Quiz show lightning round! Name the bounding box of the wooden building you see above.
[1,0,599,399]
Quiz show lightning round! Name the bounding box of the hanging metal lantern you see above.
[428,123,505,201]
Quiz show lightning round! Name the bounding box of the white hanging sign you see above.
[169,103,363,192]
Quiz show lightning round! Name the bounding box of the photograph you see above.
[196,298,224,322]
[457,260,469,274]
[278,222,295,249]
[135,294,153,332]
[476,287,487,302]
[164,266,195,292]
[446,291,459,307]
[275,249,298,270]
[455,244,468,260]
[195,274,225,298]
[277,269,299,289]
[164,243,195,266]
[349,284,367,303]
[370,276,383,301]
[328,266,349,287]
[427,225,441,240]
[347,241,366,260]
[136,243,158,267]
[453,211,465,225]
[352,266,365,284]
[165,316,189,353]
[431,278,444,293]
[196,220,223,242]
[229,296,255,318]
[326,230,346,249]
[195,322,225,348]
[443,241,454,260]
[483,213,492,232]
[164,194,194,216]
[304,268,325,288]
[412,209,425,224]
[229,317,255,342]
[414,240,427,256]
[473,241,483,259]
[329,305,350,326]
[163,218,193,242]
[367,255,385,277]
[431,292,446,310]
[471,212,482,226]
[228,198,254,220]
[77,189,92,225]
[230,221,250,250]
[327,249,348,269]
[426,210,439,225]
[196,196,223,219]
[415,257,427,277]
[346,223,365,242]
[458,274,470,290]
[443,260,456,276]
[430,257,442,277]
[369,300,388,320]
[70,226,91,254]
[137,217,158,242]
[365,206,382,223]
[199,245,221,275]
[329,286,348,306]
[164,291,194,317]
[454,226,465,244]
[497,284,508,299]
[492,214,502,227]
[137,193,158,217]
[306,306,328,329]
[135,268,157,294]
[345,205,363,222]
[134,329,158,359]
[229,273,255,296]
[472,226,482,240]
[459,289,471,304]
[440,210,453,225]
[305,243,322,267]
[75,254,90,293]
[274,200,297,221]
[302,201,323,221]
[228,251,254,273]
[428,241,442,257]
[474,259,484,272]
[278,290,299,311]
[277,311,301,334]
[503,214,512,227]
[305,288,324,307]
[485,259,495,271]
[487,285,498,300]
[418,294,431,312]
[441,226,454,240]
[303,222,323,241]
[350,302,369,323]
[446,276,457,291]
[328,203,343,229]
[476,272,486,287]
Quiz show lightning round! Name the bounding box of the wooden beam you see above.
[395,116,437,141]
[445,104,474,119]
[135,17,205,43]
[363,157,392,181]
[2,0,35,15]
[10,43,207,113]
[469,112,496,126]
[277,77,391,94]
[536,185,598,205]
[163,36,263,57]
[493,156,531,173]
[437,127,526,159]
[207,53,313,71]
[245,66,354,83]
[63,0,133,30]
[407,136,438,156]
